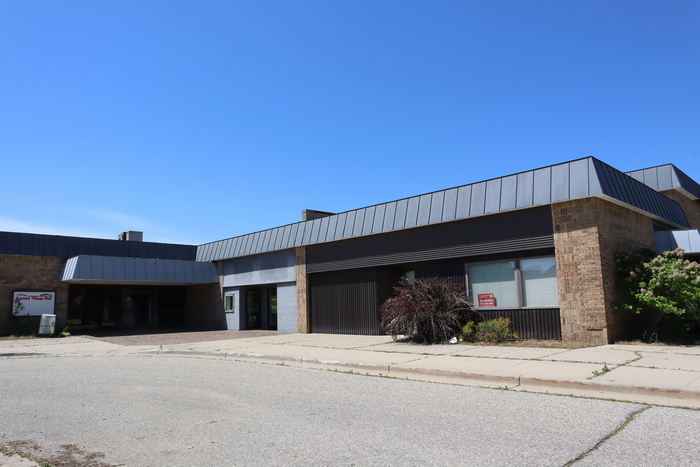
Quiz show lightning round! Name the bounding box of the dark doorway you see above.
[243,285,278,331]
[245,289,261,329]
[67,285,185,332]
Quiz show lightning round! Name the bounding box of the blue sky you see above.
[1,1,698,245]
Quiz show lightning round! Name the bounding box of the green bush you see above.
[460,318,517,343]
[460,321,477,342]
[475,317,517,343]
[617,248,700,342]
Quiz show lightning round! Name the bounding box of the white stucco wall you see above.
[223,287,242,330]
[221,249,296,288]
[276,282,297,333]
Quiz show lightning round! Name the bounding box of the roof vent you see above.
[118,231,143,242]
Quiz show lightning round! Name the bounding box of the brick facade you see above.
[659,190,700,229]
[0,254,69,336]
[552,198,655,345]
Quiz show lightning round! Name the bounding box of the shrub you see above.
[474,317,517,343]
[381,277,473,344]
[460,321,477,342]
[617,248,700,341]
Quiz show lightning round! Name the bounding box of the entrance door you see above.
[268,288,278,331]
[245,289,261,329]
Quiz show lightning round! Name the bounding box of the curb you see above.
[156,349,700,409]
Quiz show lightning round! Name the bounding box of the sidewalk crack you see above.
[563,405,650,466]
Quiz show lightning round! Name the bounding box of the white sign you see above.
[12,291,55,316]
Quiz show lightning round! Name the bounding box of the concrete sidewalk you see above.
[2,333,699,409]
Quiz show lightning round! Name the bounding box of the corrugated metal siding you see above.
[61,255,218,284]
[307,207,554,273]
[310,268,384,335]
[310,258,562,340]
[0,231,196,260]
[198,157,689,262]
[479,309,561,340]
[627,164,700,200]
[307,236,554,273]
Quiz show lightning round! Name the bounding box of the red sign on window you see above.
[477,293,496,307]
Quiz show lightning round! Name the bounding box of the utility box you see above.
[38,314,56,336]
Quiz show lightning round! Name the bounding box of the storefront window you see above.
[467,261,517,308]
[521,257,559,307]
[466,256,559,308]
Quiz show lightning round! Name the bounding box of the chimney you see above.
[118,231,143,241]
[302,209,335,221]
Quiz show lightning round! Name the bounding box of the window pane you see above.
[467,261,517,307]
[521,257,559,307]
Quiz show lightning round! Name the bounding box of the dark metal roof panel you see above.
[500,175,517,211]
[594,159,689,227]
[551,163,570,202]
[352,209,365,236]
[382,201,397,232]
[429,191,444,224]
[195,157,691,261]
[516,171,534,208]
[455,185,471,219]
[393,199,408,230]
[484,178,501,214]
[404,196,419,228]
[442,188,458,221]
[332,213,346,240]
[362,206,376,235]
[626,164,700,200]
[416,194,432,226]
[470,182,486,216]
[371,204,385,234]
[0,231,196,260]
[341,211,354,238]
[61,255,217,284]
[533,167,551,205]
[569,158,590,199]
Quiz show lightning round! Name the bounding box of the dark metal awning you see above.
[61,255,218,285]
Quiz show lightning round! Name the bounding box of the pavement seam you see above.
[562,405,651,466]
[609,346,700,357]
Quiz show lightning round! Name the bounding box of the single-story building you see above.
[2,157,699,344]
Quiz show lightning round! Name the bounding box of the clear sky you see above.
[1,1,698,245]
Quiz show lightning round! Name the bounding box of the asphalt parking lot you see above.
[1,354,699,466]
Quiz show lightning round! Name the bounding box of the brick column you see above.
[552,198,654,345]
[295,246,310,333]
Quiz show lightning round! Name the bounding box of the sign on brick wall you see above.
[12,291,55,316]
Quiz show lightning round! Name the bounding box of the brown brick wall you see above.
[0,254,69,335]
[659,189,700,229]
[295,247,310,333]
[553,198,655,345]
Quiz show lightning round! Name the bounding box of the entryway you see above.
[244,286,278,331]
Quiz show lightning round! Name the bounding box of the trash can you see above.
[39,314,56,336]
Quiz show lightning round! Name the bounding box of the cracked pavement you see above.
[1,354,699,466]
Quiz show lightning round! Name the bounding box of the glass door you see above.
[245,289,261,329]
[268,288,278,331]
